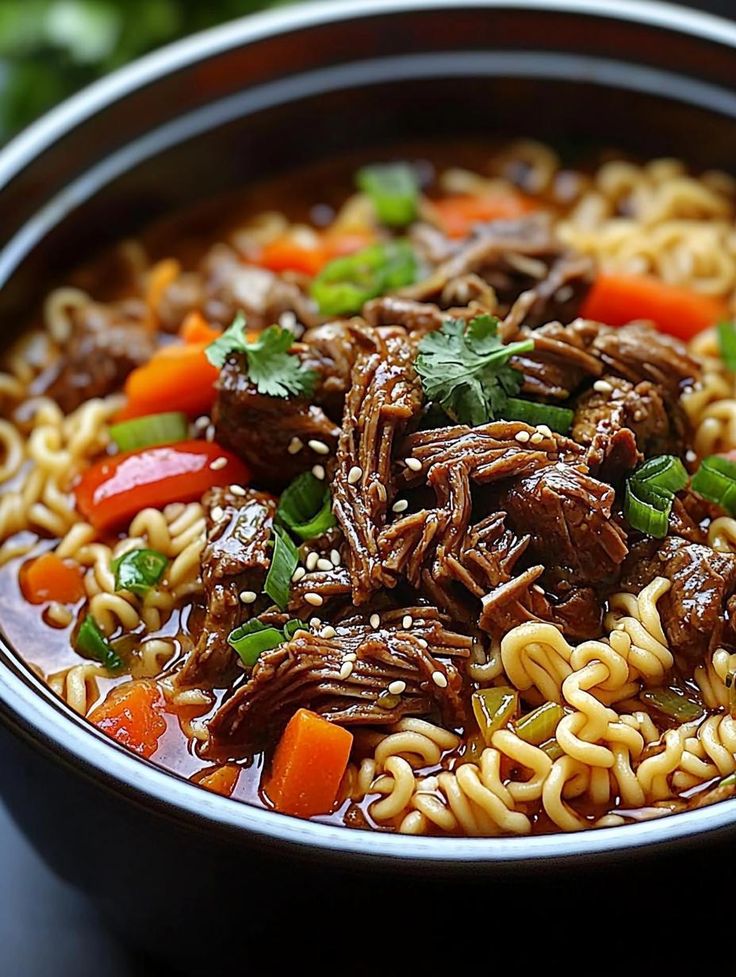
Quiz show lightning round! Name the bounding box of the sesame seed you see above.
[306,552,319,571]
[330,549,341,566]
[194,416,210,431]
[308,439,330,455]
[404,457,422,472]
[402,614,413,629]
[376,483,387,503]
[209,456,227,471]
[530,432,544,445]
[686,449,697,463]
[309,617,321,629]
[344,652,357,662]
[536,424,553,439]
[593,379,613,393]
[292,628,310,639]
[321,625,337,639]
[210,505,224,522]
[292,566,306,582]
[417,638,428,648]
[317,558,333,572]
[339,661,354,680]
[229,484,246,496]
[304,592,323,607]
[388,680,406,695]
[392,499,409,513]
[370,613,380,629]
[431,670,448,689]
[348,465,363,485]
[239,590,257,604]
[514,430,530,443]
[287,437,304,455]
[312,464,325,480]
[205,424,215,442]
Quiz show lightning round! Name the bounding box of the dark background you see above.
[1,1,734,974]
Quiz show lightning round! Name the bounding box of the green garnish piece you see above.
[471,686,518,746]
[641,688,704,722]
[108,412,188,452]
[111,548,168,596]
[692,454,736,514]
[264,525,298,610]
[356,162,419,227]
[228,617,306,667]
[513,702,566,745]
[500,397,574,435]
[310,240,418,316]
[415,315,534,426]
[632,454,688,496]
[206,314,316,399]
[624,454,689,538]
[75,615,123,671]
[717,321,736,372]
[277,472,336,541]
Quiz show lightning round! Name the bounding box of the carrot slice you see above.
[581,273,727,340]
[88,680,167,758]
[118,342,219,420]
[266,708,353,817]
[179,310,221,345]
[197,765,241,798]
[433,192,539,238]
[22,553,84,605]
[257,237,328,276]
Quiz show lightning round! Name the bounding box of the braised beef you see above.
[178,487,276,686]
[591,322,699,400]
[207,606,471,754]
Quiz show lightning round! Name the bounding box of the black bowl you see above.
[2,1,736,968]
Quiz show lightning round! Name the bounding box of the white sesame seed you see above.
[317,558,333,572]
[530,432,544,445]
[348,465,363,485]
[292,566,306,582]
[686,449,697,464]
[392,499,409,513]
[402,614,413,629]
[229,484,246,496]
[593,379,613,394]
[210,505,224,522]
[431,670,448,689]
[312,464,325,480]
[321,625,337,639]
[239,590,257,604]
[330,549,341,566]
[370,613,380,629]
[417,638,428,648]
[536,424,553,438]
[376,483,387,504]
[514,430,530,443]
[287,437,304,455]
[205,424,215,442]
[339,661,354,680]
[209,456,228,471]
[309,617,321,629]
[344,653,357,662]
[292,628,310,639]
[308,439,330,455]
[194,415,210,431]
[388,680,406,695]
[305,592,323,607]
[306,552,319,571]
[404,457,422,472]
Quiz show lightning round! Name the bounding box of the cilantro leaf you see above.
[415,315,534,426]
[205,314,317,399]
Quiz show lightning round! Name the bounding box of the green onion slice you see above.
[264,525,298,610]
[75,615,123,671]
[513,701,566,745]
[471,686,518,746]
[228,619,286,667]
[501,397,574,435]
[111,548,168,596]
[356,162,419,227]
[624,480,672,538]
[718,321,736,372]
[310,240,418,316]
[108,412,188,452]
[692,454,736,514]
[277,472,336,540]
[641,688,704,722]
[632,454,688,496]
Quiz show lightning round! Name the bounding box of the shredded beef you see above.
[207,606,472,754]
[591,322,698,400]
[179,487,276,686]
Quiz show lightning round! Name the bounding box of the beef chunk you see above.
[178,487,276,686]
[621,537,736,659]
[500,463,628,583]
[510,319,604,401]
[41,300,154,412]
[591,322,699,400]
[206,606,471,755]
[332,331,423,604]
[214,352,340,488]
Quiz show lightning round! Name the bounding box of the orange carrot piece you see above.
[433,192,538,238]
[258,237,328,276]
[22,553,84,605]
[323,230,376,259]
[197,765,241,798]
[88,680,167,759]
[267,708,353,818]
[179,310,221,345]
[581,273,727,340]
[118,342,219,420]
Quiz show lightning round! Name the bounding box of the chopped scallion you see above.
[356,162,419,227]
[227,619,287,667]
[111,548,168,596]
[264,525,298,610]
[108,412,188,452]
[471,686,518,745]
[513,701,566,745]
[501,397,574,435]
[631,454,688,496]
[692,454,736,514]
[641,687,704,722]
[310,240,417,316]
[277,472,336,540]
[75,615,123,671]
[718,321,736,372]
[624,454,688,538]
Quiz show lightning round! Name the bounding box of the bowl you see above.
[2,0,736,967]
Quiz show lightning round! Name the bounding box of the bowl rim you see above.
[2,0,736,866]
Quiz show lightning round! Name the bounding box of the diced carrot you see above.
[22,552,84,605]
[433,192,539,238]
[197,765,241,798]
[581,273,728,340]
[258,237,328,276]
[74,440,249,532]
[266,708,353,818]
[179,310,221,345]
[118,342,219,420]
[88,680,167,759]
[145,258,181,321]
[323,230,376,259]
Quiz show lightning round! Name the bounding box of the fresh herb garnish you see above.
[356,162,419,227]
[277,472,336,540]
[111,548,168,596]
[310,240,418,316]
[692,454,736,514]
[75,615,123,671]
[624,454,688,538]
[227,617,305,667]
[718,321,736,372]
[415,315,534,426]
[205,314,316,399]
[264,525,299,610]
